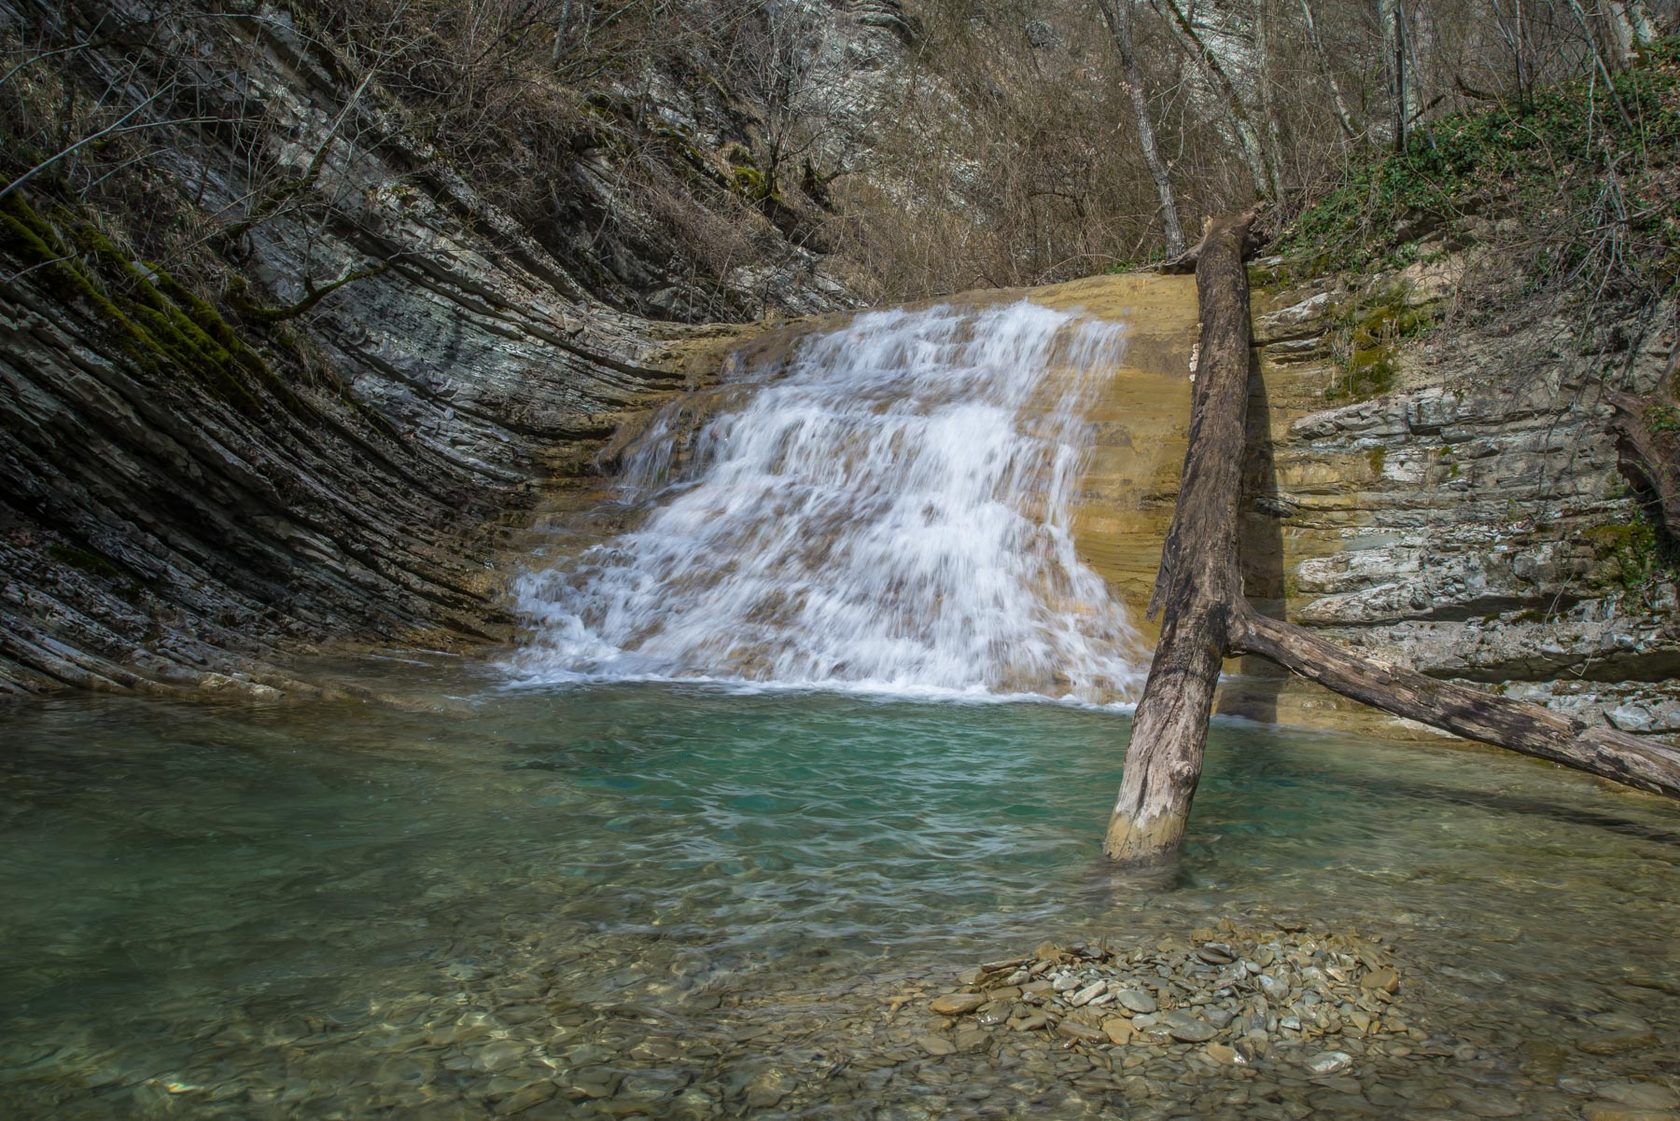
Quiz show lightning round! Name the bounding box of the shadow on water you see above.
[1207,717,1680,847]
[1325,764,1680,847]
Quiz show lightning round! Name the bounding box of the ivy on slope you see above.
[1281,38,1680,306]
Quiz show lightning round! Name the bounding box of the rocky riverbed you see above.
[921,923,1407,1073]
[11,916,1677,1120]
[4,688,1676,1121]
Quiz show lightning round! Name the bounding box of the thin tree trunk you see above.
[1253,0,1290,192]
[1489,0,1532,109]
[1097,0,1187,256]
[1105,213,1680,863]
[1404,0,1437,141]
[1298,0,1358,140]
[1565,0,1635,126]
[1149,0,1279,200]
[1382,0,1407,151]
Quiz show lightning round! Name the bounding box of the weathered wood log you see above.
[1230,607,1680,799]
[1105,212,1680,863]
[1103,213,1254,862]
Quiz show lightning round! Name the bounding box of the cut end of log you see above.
[1103,806,1190,863]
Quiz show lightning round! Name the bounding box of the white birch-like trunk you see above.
[1097,0,1187,255]
[1298,0,1359,140]
[1150,0,1279,200]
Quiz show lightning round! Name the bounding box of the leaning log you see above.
[1104,213,1254,863]
[1104,213,1680,863]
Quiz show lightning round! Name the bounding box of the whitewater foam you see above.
[507,300,1145,705]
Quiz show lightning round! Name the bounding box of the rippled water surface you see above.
[2,673,1677,1119]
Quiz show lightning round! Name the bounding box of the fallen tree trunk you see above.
[1104,214,1680,863]
[1230,609,1680,800]
[1104,213,1253,863]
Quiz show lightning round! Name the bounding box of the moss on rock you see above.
[0,191,292,416]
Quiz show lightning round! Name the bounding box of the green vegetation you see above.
[1323,284,1437,401]
[0,191,289,415]
[1439,445,1461,481]
[1282,39,1680,302]
[1582,514,1677,592]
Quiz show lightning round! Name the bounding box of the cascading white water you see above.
[508,300,1145,704]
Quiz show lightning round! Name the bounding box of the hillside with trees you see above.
[1,0,1677,697]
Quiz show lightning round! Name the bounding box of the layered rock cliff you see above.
[3,0,1675,742]
[986,267,1680,742]
[0,0,879,695]
[1237,265,1680,738]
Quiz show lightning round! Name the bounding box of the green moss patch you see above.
[1324,284,1437,401]
[0,191,292,416]
[1581,517,1672,592]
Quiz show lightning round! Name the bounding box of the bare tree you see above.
[1149,0,1282,200]
[1379,0,1410,150]
[1298,0,1359,140]
[1253,0,1289,186]
[1096,0,1186,256]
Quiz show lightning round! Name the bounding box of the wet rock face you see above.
[0,0,843,696]
[1233,265,1680,737]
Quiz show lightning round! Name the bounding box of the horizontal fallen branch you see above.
[1230,606,1680,799]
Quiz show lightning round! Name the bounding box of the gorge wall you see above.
[0,0,884,695]
[1046,267,1680,743]
[3,0,1676,750]
[1239,266,1680,741]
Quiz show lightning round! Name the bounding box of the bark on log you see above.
[1230,608,1680,799]
[1104,213,1254,862]
[1105,213,1680,863]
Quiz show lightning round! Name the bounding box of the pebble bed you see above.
[12,917,1675,1121]
[923,921,1406,1074]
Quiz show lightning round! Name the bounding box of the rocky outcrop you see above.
[1024,271,1678,742]
[0,0,865,696]
[3,0,1674,734]
[1233,266,1680,738]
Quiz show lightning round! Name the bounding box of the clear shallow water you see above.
[1,674,1677,1118]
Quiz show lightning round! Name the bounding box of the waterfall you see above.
[507,300,1146,704]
